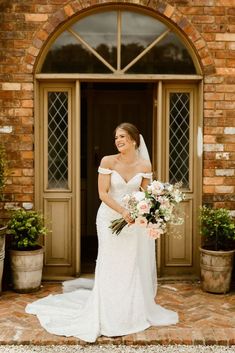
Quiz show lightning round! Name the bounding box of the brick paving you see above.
[0,282,234,346]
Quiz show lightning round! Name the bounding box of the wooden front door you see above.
[38,83,78,280]
[156,83,202,278]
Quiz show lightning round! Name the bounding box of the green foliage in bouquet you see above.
[7,208,48,250]
[199,205,235,251]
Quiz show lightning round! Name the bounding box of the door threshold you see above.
[42,273,95,282]
[158,275,200,283]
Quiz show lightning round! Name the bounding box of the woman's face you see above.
[115,128,134,153]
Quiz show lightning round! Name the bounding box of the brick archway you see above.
[25,0,215,75]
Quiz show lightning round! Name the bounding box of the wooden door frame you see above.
[35,78,203,279]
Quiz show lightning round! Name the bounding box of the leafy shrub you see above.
[199,206,235,251]
[7,208,48,250]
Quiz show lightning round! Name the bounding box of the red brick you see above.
[64,4,75,17]
[25,14,48,22]
[204,84,215,92]
[21,151,34,159]
[202,56,214,66]
[180,7,203,15]
[224,144,235,152]
[22,186,34,193]
[14,194,34,202]
[36,30,49,41]
[35,5,56,13]
[203,177,224,185]
[216,101,235,109]
[10,169,22,177]
[204,101,215,109]
[203,33,216,41]
[203,24,226,33]
[208,42,225,50]
[203,169,215,177]
[214,58,226,67]
[21,100,34,108]
[204,93,224,101]
[193,15,215,24]
[203,185,215,193]
[204,127,224,134]
[227,59,235,67]
[204,7,225,15]
[22,169,34,176]
[204,135,216,143]
[12,177,33,186]
[215,50,230,59]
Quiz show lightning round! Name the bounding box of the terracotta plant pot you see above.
[10,247,44,293]
[199,247,235,294]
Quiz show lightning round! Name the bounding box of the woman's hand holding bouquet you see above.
[109,180,185,238]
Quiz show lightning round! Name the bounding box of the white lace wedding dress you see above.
[25,167,178,342]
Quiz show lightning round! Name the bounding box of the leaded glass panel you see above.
[48,92,69,189]
[169,92,190,188]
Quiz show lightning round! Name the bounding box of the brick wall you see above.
[0,0,235,215]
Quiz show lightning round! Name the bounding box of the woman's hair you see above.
[114,122,140,148]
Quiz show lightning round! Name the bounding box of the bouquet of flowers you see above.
[109,180,185,238]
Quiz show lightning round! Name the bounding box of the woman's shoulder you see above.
[138,158,152,173]
[100,155,118,169]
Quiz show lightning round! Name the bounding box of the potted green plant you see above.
[199,205,235,294]
[7,208,48,293]
[0,144,8,293]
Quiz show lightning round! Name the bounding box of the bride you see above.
[25,122,178,342]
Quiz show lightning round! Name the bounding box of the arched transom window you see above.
[41,10,196,74]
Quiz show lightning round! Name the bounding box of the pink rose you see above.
[135,216,148,227]
[147,227,161,239]
[147,180,164,195]
[137,200,150,215]
[147,223,164,239]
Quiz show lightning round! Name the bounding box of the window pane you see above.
[40,10,197,75]
[48,92,69,189]
[126,32,196,74]
[121,11,168,69]
[71,11,117,68]
[169,92,190,188]
[41,31,111,73]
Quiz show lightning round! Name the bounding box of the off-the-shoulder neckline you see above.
[98,167,152,184]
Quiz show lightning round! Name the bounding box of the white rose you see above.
[148,180,164,195]
[133,191,145,202]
